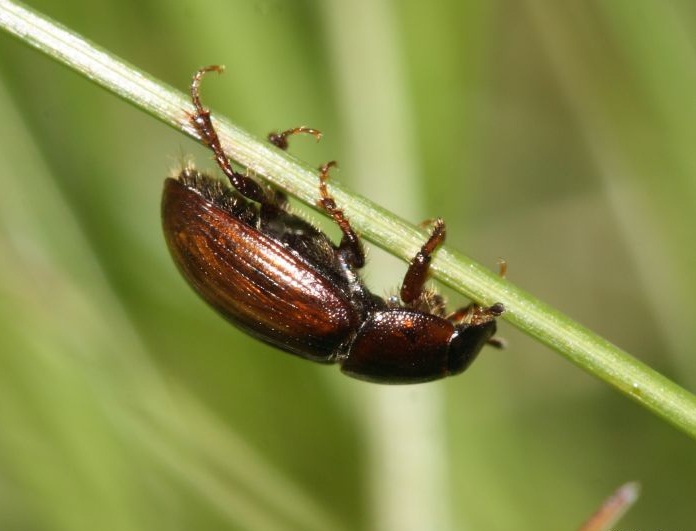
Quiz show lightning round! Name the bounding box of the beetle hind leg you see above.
[316,161,365,269]
[189,66,270,205]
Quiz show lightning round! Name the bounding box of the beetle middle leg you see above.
[190,66,269,205]
[266,125,364,267]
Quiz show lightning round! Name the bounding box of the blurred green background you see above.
[0,0,695,529]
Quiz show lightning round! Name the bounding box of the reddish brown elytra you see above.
[161,65,504,383]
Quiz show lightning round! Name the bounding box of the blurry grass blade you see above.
[319,0,449,529]
[524,1,696,380]
[146,390,348,531]
[577,481,640,531]
[0,76,344,531]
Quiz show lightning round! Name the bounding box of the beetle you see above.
[162,65,504,384]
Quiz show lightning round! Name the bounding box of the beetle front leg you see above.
[447,302,504,323]
[448,302,505,348]
[446,256,506,347]
[400,219,446,305]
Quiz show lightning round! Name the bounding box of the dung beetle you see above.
[162,65,504,384]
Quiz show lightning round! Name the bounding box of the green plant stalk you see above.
[1,0,695,439]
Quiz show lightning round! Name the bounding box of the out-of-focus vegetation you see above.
[0,1,694,529]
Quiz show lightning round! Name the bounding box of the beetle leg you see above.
[486,337,506,349]
[446,303,475,323]
[266,127,321,208]
[190,66,270,205]
[317,161,365,268]
[448,302,505,348]
[447,302,504,323]
[446,258,507,346]
[268,127,322,150]
[400,219,446,305]
[268,188,289,209]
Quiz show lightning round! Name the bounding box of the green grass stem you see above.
[1,0,695,440]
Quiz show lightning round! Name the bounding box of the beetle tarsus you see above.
[268,127,322,150]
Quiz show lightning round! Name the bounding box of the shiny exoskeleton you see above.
[162,66,504,384]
